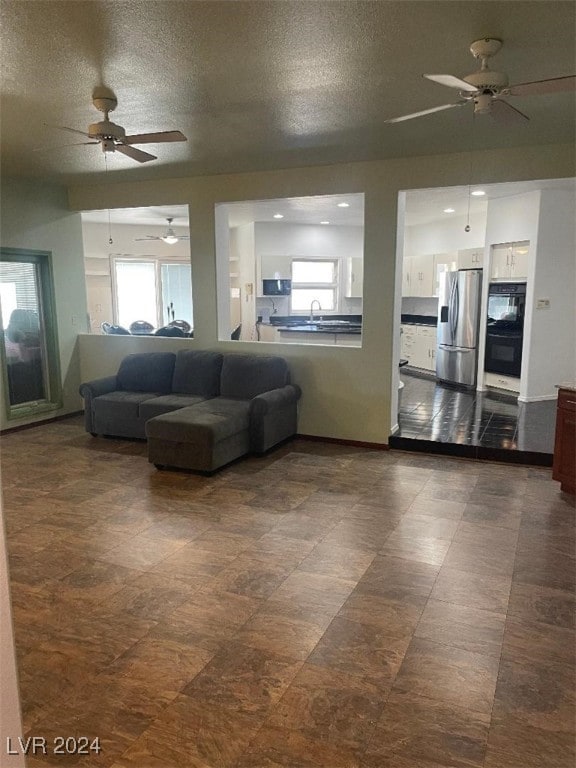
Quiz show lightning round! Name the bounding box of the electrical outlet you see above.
[536,298,550,309]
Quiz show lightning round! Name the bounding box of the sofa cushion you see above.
[94,391,159,420]
[172,350,223,396]
[220,354,289,399]
[139,394,209,420]
[146,399,250,443]
[117,353,176,393]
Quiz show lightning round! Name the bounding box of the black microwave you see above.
[263,279,291,296]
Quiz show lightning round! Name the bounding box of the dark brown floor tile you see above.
[233,605,329,661]
[136,512,213,543]
[392,638,499,714]
[182,640,301,715]
[501,616,576,666]
[462,502,522,529]
[454,520,519,548]
[150,544,238,584]
[507,582,576,629]
[270,570,356,616]
[321,517,397,552]
[104,571,196,621]
[116,695,260,767]
[442,539,516,578]
[415,599,506,657]
[297,542,376,580]
[266,662,384,750]
[337,590,423,635]
[393,514,460,541]
[405,496,467,521]
[380,532,451,566]
[513,549,576,592]
[430,567,511,613]
[204,554,296,599]
[150,589,261,649]
[485,713,576,768]
[493,658,576,733]
[235,724,361,767]
[357,555,441,607]
[363,689,490,768]
[97,534,187,570]
[308,616,409,686]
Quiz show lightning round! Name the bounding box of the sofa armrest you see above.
[79,376,118,433]
[250,384,301,416]
[249,384,301,452]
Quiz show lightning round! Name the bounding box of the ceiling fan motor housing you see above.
[88,120,126,141]
[463,69,509,92]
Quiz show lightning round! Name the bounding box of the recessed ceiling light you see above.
[320,221,330,225]
[337,202,350,208]
[443,208,455,213]
[471,190,486,197]
[273,213,284,219]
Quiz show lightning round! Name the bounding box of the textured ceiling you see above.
[1,1,574,185]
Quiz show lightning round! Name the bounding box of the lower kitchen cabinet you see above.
[483,371,520,393]
[401,325,436,371]
[553,387,576,494]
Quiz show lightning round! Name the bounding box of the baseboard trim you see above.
[0,410,83,435]
[296,434,389,450]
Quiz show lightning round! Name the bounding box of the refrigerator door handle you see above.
[438,344,474,353]
[448,276,457,341]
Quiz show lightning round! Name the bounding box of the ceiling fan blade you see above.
[115,144,157,163]
[123,130,187,145]
[491,99,530,124]
[424,74,478,93]
[135,236,161,241]
[385,102,465,124]
[33,141,99,152]
[508,75,576,97]
[44,124,93,138]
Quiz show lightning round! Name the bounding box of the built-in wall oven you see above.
[485,282,526,378]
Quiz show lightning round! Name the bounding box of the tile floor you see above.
[393,372,557,463]
[2,416,575,768]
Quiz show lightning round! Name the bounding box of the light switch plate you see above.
[536,298,550,309]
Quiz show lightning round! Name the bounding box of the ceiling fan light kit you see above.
[135,217,190,244]
[385,37,575,125]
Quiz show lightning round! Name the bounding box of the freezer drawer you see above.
[436,344,478,388]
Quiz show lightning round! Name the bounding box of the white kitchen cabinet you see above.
[401,324,436,371]
[345,256,364,298]
[490,241,530,281]
[403,255,436,297]
[257,323,278,342]
[457,248,484,270]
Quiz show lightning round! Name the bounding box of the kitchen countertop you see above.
[276,324,361,335]
[401,314,438,326]
[260,314,362,334]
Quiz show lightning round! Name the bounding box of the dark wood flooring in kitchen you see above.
[2,416,575,768]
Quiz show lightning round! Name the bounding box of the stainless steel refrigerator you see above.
[436,269,483,388]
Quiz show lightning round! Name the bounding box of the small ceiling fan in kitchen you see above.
[135,218,189,245]
[385,38,576,125]
[43,86,187,162]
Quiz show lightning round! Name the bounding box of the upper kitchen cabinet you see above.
[403,253,457,297]
[345,256,364,298]
[457,248,484,270]
[490,241,530,281]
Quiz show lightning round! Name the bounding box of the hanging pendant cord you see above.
[105,154,113,245]
[465,109,477,233]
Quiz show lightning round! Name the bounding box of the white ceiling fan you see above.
[45,87,187,163]
[135,218,190,245]
[385,38,576,125]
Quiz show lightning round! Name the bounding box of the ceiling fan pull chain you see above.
[465,111,476,233]
[104,154,113,245]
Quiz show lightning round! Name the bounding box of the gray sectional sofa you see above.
[79,350,301,472]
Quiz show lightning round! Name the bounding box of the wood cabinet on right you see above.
[553,388,576,494]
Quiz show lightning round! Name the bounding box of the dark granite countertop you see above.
[401,314,438,326]
[276,324,361,335]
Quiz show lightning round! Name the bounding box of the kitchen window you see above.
[290,259,338,313]
[111,257,193,331]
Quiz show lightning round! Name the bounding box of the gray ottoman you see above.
[146,399,251,473]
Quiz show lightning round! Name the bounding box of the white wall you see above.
[523,187,576,400]
[69,142,574,444]
[0,179,87,430]
[404,210,486,256]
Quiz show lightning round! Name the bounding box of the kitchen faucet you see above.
[309,299,322,321]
